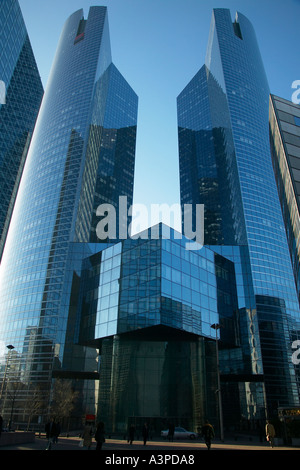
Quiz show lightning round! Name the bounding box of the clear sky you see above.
[19,0,300,232]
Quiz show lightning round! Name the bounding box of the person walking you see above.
[265,420,276,448]
[53,421,60,444]
[95,421,105,450]
[128,424,135,445]
[45,419,57,450]
[201,420,215,450]
[82,421,93,449]
[168,422,175,442]
[142,423,149,446]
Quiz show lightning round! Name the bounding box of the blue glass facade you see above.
[67,224,256,433]
[77,226,221,343]
[75,62,138,243]
[1,3,298,436]
[0,7,137,428]
[178,9,300,418]
[0,0,43,260]
[269,95,300,304]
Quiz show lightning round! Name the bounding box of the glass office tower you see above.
[0,0,43,260]
[0,6,137,428]
[269,95,300,305]
[178,9,300,418]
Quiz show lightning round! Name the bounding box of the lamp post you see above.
[0,345,15,415]
[211,324,224,442]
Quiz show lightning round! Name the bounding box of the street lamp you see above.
[0,345,15,414]
[211,323,224,442]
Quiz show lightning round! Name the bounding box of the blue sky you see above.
[19,0,300,231]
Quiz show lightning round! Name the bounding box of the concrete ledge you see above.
[0,431,35,447]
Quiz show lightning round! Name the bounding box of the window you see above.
[74,19,86,44]
[294,116,300,127]
[233,20,243,40]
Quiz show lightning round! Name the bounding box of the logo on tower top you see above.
[291,80,300,104]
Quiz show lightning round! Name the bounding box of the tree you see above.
[4,380,21,430]
[50,379,79,426]
[24,385,48,430]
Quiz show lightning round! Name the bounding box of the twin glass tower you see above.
[0,0,43,261]
[0,5,299,435]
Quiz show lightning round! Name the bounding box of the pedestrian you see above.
[168,422,175,442]
[45,418,57,450]
[95,421,105,450]
[201,420,215,450]
[142,423,149,445]
[0,415,3,438]
[83,421,93,449]
[54,421,60,444]
[265,420,276,448]
[128,423,135,445]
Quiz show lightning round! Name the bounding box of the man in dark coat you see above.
[201,420,215,450]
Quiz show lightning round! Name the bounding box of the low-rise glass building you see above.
[67,224,266,434]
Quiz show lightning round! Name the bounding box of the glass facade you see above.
[269,95,300,304]
[75,62,138,243]
[68,224,260,433]
[77,226,221,343]
[178,9,300,418]
[0,0,43,260]
[2,3,299,436]
[0,7,137,428]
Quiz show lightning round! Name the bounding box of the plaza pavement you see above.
[0,434,298,451]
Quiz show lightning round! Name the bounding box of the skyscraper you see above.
[269,95,300,304]
[0,6,138,428]
[0,0,43,260]
[178,9,300,418]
